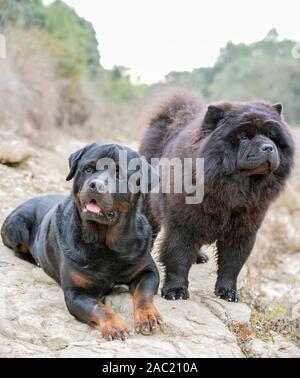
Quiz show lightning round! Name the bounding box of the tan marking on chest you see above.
[19,243,29,254]
[105,228,119,247]
[128,265,147,281]
[70,271,95,288]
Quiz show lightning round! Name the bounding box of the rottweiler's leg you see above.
[160,225,197,300]
[130,269,163,335]
[215,234,256,302]
[64,290,131,341]
[1,216,36,264]
[14,244,37,264]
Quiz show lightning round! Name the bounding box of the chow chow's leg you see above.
[215,234,256,302]
[160,227,197,300]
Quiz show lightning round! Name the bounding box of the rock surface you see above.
[244,336,300,358]
[0,139,33,165]
[0,244,246,358]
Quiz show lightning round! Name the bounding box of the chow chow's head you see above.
[201,102,295,184]
[66,143,159,225]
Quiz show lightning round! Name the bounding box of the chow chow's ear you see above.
[272,103,283,116]
[203,105,224,134]
[66,144,95,181]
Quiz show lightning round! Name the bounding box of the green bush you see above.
[44,0,100,80]
[164,32,300,125]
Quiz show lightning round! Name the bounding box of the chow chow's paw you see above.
[161,285,189,300]
[215,286,240,302]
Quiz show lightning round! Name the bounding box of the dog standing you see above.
[139,90,294,302]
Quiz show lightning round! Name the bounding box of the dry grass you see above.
[0,29,60,132]
[0,27,144,146]
[241,127,300,346]
[247,128,300,268]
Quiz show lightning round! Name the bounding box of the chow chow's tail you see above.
[138,89,202,235]
[139,88,202,160]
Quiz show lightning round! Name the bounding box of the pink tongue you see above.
[86,202,101,214]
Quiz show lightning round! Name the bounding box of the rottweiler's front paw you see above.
[101,315,132,341]
[215,286,240,302]
[134,304,163,335]
[161,285,189,300]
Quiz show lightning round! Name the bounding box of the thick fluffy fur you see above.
[139,89,295,302]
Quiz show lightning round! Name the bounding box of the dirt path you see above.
[0,132,299,357]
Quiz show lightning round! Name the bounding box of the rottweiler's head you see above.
[66,144,159,225]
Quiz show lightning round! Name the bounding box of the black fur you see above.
[139,90,295,302]
[1,143,163,340]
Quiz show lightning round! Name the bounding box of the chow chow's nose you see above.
[89,179,107,193]
[261,143,274,153]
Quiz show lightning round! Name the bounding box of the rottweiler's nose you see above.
[261,144,274,153]
[89,179,107,193]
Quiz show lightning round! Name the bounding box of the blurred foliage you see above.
[0,0,45,28]
[0,0,100,80]
[0,0,146,102]
[1,2,299,124]
[43,0,100,79]
[100,66,148,103]
[164,30,300,125]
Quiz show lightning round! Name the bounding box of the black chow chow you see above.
[1,143,163,340]
[139,89,295,302]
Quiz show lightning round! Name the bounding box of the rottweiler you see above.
[1,143,163,341]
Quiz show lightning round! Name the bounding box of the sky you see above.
[45,0,300,84]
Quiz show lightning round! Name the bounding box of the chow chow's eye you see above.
[240,134,249,141]
[267,131,276,141]
[85,166,93,174]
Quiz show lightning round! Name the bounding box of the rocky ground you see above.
[0,131,299,358]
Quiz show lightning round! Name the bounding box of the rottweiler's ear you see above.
[272,103,283,116]
[66,147,86,181]
[203,105,224,135]
[66,144,95,181]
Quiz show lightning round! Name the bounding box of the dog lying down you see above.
[1,143,163,341]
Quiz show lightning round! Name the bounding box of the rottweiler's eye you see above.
[116,165,120,179]
[85,166,93,174]
[115,165,124,180]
